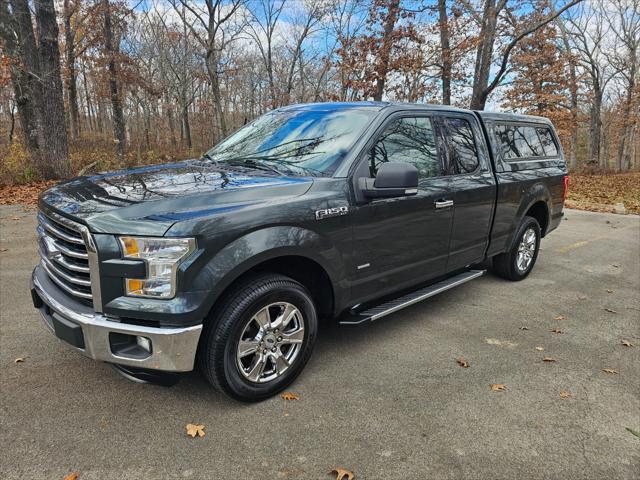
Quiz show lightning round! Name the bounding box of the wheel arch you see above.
[194,226,344,325]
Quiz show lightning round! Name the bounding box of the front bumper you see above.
[31,265,202,372]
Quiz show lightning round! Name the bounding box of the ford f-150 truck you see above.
[31,102,568,401]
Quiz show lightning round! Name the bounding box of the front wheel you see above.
[198,274,317,402]
[492,216,541,281]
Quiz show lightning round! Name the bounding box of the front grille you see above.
[37,210,93,305]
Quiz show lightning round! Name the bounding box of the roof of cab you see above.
[278,101,552,124]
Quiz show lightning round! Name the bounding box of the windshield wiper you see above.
[225,158,285,176]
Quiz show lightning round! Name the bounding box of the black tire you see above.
[492,216,541,281]
[198,273,317,402]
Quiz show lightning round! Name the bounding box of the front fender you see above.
[187,226,345,320]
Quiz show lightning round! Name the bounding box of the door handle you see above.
[434,199,454,209]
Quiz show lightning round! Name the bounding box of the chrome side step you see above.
[340,269,486,325]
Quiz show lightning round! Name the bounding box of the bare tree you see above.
[171,0,246,141]
[468,0,583,110]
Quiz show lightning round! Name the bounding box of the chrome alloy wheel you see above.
[516,227,537,273]
[236,302,305,383]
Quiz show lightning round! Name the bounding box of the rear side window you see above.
[444,117,479,174]
[495,124,557,160]
[370,116,440,178]
[537,127,559,156]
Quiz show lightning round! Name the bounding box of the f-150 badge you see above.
[315,206,349,220]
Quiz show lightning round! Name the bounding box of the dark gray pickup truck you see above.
[31,102,568,401]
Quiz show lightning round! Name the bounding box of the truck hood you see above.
[40,160,314,236]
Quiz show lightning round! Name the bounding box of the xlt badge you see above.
[315,206,349,220]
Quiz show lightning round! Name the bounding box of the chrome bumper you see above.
[31,266,202,372]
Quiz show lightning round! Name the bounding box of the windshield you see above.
[204,107,377,176]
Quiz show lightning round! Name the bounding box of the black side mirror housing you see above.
[360,162,419,199]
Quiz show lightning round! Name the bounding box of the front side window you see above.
[445,117,479,174]
[495,124,551,160]
[205,107,378,176]
[370,117,440,178]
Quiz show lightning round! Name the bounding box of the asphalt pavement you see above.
[1,205,639,479]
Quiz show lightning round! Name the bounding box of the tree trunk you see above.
[182,103,192,150]
[102,0,126,157]
[616,46,637,171]
[589,87,602,167]
[4,0,44,152]
[372,0,401,102]
[34,0,71,179]
[438,0,452,105]
[470,0,499,110]
[206,52,227,142]
[63,0,80,140]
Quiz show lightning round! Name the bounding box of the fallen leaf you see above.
[602,368,618,374]
[63,473,79,480]
[330,467,354,480]
[535,346,545,351]
[554,315,566,321]
[549,328,563,334]
[626,427,640,439]
[520,326,529,331]
[185,423,205,438]
[490,383,507,392]
[281,392,300,401]
[456,357,469,368]
[612,263,620,268]
[560,391,572,398]
[543,356,557,362]
[577,295,587,300]
[604,308,617,313]
[14,357,25,363]
[606,289,613,293]
[0,248,7,252]
[621,340,634,347]
[10,216,20,221]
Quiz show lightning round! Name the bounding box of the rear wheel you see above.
[198,274,317,402]
[493,216,541,281]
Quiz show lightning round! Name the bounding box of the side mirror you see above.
[360,162,419,199]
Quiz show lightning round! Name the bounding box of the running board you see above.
[340,269,486,325]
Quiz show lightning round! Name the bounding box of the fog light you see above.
[136,336,152,353]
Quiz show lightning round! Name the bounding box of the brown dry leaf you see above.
[543,356,557,363]
[520,326,530,331]
[185,423,205,438]
[63,473,80,480]
[535,346,545,351]
[490,383,507,392]
[0,248,7,252]
[456,357,469,368]
[330,467,354,480]
[621,340,634,347]
[549,328,563,334]
[554,315,566,321]
[559,391,572,398]
[604,308,617,314]
[14,357,25,363]
[606,289,613,293]
[602,368,619,374]
[281,392,300,401]
[612,263,620,268]
[577,295,587,300]
[10,216,20,221]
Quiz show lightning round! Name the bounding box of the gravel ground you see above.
[1,205,639,480]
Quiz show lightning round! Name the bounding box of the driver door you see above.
[350,114,454,304]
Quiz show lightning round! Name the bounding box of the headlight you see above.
[118,236,196,299]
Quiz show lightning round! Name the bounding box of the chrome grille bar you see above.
[36,209,99,308]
